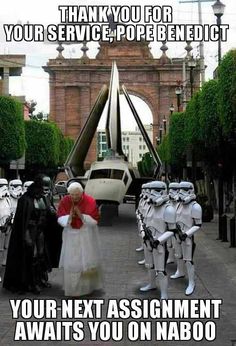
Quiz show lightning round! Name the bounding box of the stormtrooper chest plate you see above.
[146,204,167,236]
[169,200,180,211]
[0,198,11,226]
[176,202,195,232]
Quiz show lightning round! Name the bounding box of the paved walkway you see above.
[0,203,236,346]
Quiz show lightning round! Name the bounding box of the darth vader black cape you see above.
[3,191,62,292]
[44,194,63,268]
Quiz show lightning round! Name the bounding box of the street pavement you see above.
[0,203,236,346]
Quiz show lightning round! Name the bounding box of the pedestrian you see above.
[3,175,52,294]
[57,182,103,297]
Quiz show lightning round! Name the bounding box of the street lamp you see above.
[159,124,163,144]
[212,0,226,240]
[150,122,160,147]
[212,0,226,65]
[188,55,196,98]
[163,116,167,134]
[169,103,175,115]
[175,86,182,112]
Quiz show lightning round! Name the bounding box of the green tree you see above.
[28,100,37,117]
[168,112,187,166]
[218,49,236,136]
[199,79,220,148]
[185,91,202,149]
[157,134,170,164]
[25,120,60,168]
[138,152,155,177]
[0,96,25,162]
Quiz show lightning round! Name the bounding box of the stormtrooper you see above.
[173,181,202,296]
[139,181,176,300]
[136,183,152,265]
[166,186,177,263]
[0,179,12,269]
[166,183,179,264]
[135,184,146,253]
[168,182,185,280]
[9,179,23,216]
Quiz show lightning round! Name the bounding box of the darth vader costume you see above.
[3,178,61,294]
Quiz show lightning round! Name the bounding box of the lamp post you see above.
[187,55,197,184]
[212,0,225,66]
[163,116,167,135]
[188,55,197,98]
[175,86,182,112]
[151,122,160,147]
[212,0,226,240]
[162,117,168,181]
[169,103,174,115]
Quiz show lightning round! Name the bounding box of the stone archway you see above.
[44,39,199,165]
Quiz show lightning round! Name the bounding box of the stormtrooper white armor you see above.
[166,182,181,264]
[136,183,152,264]
[140,181,176,300]
[175,181,202,296]
[9,179,23,216]
[135,184,147,254]
[2,179,23,266]
[23,181,33,194]
[0,179,12,269]
[168,183,185,280]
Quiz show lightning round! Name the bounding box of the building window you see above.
[143,145,146,150]
[127,137,129,141]
[139,137,142,141]
[139,154,142,158]
[139,145,142,150]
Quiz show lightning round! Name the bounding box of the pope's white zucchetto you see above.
[67,182,84,194]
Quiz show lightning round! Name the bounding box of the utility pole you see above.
[179,0,215,85]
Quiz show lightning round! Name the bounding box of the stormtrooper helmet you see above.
[9,179,23,199]
[148,181,169,206]
[139,183,147,199]
[0,179,9,199]
[143,183,152,200]
[169,182,180,201]
[23,181,34,194]
[179,181,196,204]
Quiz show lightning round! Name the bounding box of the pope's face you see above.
[70,190,83,203]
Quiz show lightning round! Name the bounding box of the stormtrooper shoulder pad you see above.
[191,202,202,220]
[164,205,176,223]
